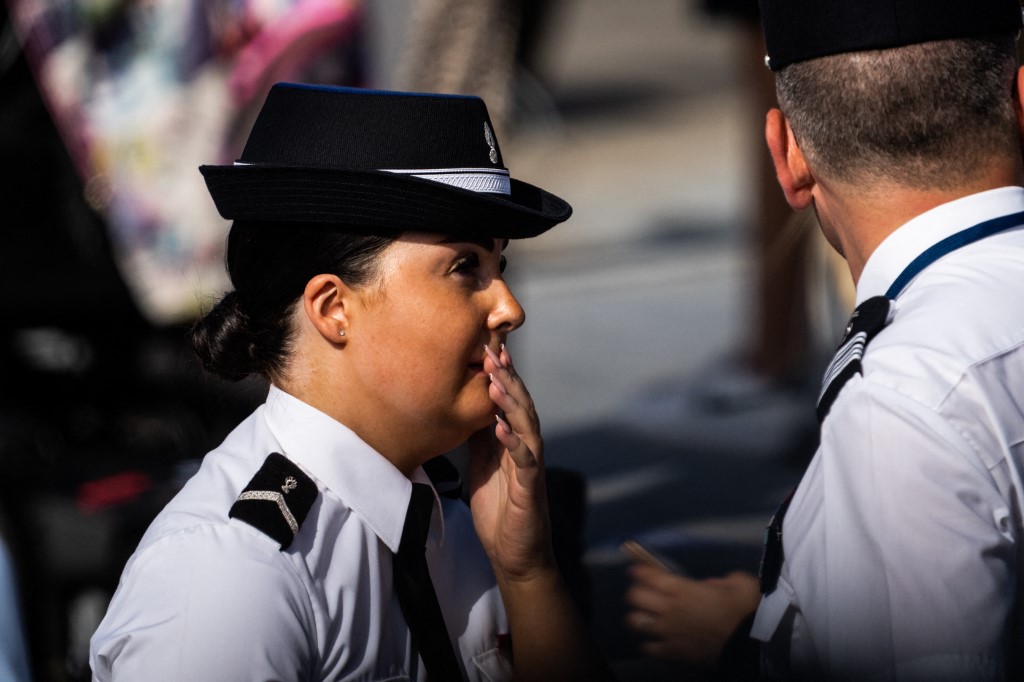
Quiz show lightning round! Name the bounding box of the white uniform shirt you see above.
[752,187,1024,680]
[90,386,513,681]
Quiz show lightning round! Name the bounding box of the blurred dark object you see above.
[547,466,592,621]
[698,0,759,21]
[689,0,823,390]
[4,0,366,325]
[395,0,564,138]
[0,6,262,680]
[0,510,32,682]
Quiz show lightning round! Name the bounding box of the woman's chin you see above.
[468,404,500,435]
[462,407,496,436]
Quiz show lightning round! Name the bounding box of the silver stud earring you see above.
[339,330,346,337]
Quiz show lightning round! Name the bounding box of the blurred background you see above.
[0,0,855,679]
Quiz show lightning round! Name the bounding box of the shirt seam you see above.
[136,520,317,621]
[829,378,1007,511]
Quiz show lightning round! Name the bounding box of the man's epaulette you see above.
[229,453,317,549]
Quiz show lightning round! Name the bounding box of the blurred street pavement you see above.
[489,1,824,676]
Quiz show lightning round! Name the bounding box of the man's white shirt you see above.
[753,187,1024,680]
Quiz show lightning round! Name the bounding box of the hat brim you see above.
[199,165,572,239]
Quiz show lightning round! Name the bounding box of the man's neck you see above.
[814,170,1024,285]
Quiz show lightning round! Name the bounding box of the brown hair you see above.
[190,222,397,382]
[775,35,1020,189]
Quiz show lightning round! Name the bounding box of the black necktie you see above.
[393,483,462,680]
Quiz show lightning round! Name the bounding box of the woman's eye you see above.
[453,252,481,274]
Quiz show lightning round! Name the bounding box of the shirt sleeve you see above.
[775,379,1014,680]
[90,522,318,682]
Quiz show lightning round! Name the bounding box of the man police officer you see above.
[625,0,1024,678]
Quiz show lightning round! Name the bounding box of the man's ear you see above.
[765,107,815,211]
[302,274,350,343]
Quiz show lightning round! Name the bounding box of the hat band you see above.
[380,168,511,195]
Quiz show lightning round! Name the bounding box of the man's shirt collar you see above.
[857,186,1024,304]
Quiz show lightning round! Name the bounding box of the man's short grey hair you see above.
[775,35,1020,189]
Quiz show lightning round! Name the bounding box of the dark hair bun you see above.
[189,292,258,381]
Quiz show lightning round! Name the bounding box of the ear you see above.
[302,274,350,343]
[765,107,815,211]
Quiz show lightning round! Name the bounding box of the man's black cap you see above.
[760,0,1024,71]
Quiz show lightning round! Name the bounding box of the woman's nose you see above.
[489,279,526,333]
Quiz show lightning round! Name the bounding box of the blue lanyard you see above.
[885,209,1024,299]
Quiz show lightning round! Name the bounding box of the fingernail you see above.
[489,373,508,394]
[495,413,512,434]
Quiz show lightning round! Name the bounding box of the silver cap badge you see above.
[484,122,498,164]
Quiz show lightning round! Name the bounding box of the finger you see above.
[622,540,675,572]
[625,609,661,636]
[488,342,518,380]
[625,567,662,602]
[485,356,527,401]
[483,344,505,370]
[495,413,537,470]
[500,343,526,392]
[486,345,536,416]
[624,582,672,615]
[629,562,694,594]
[488,373,541,450]
[627,562,672,587]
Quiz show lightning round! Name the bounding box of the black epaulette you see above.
[815,295,891,423]
[229,453,317,549]
[423,455,463,500]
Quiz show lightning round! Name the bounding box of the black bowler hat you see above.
[200,83,572,239]
[760,0,1024,71]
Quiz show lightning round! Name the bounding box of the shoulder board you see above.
[229,452,317,549]
[816,295,891,423]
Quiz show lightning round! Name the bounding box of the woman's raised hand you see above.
[468,343,555,583]
[469,344,614,681]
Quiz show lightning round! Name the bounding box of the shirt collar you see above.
[262,385,445,553]
[856,186,1024,305]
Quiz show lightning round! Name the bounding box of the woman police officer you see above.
[90,83,608,682]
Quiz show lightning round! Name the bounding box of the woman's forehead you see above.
[401,231,507,251]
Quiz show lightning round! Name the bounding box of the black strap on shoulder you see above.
[815,296,891,422]
[229,452,317,549]
[759,487,796,595]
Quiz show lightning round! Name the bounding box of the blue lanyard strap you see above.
[885,209,1024,299]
